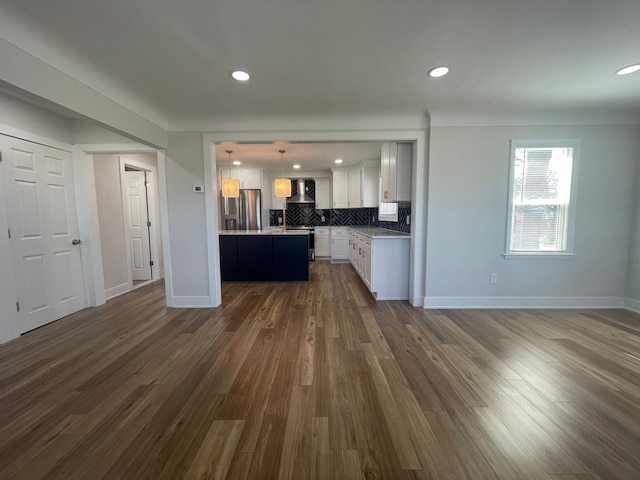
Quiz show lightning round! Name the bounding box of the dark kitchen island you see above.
[219,229,309,281]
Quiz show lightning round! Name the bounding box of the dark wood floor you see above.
[1,262,640,479]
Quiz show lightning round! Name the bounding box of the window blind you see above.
[509,146,574,252]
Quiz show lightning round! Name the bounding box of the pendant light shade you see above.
[274,178,291,197]
[221,150,240,198]
[274,150,291,198]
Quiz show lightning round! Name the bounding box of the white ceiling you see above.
[0,0,639,170]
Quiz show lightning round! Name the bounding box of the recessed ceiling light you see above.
[428,66,449,78]
[335,159,343,164]
[232,160,241,165]
[231,70,250,81]
[293,164,301,169]
[616,64,640,76]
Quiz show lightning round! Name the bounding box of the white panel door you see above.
[1,136,85,333]
[124,171,151,281]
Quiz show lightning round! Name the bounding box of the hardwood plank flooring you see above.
[1,262,640,479]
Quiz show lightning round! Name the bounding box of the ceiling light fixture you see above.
[335,159,343,164]
[221,150,240,198]
[293,164,301,169]
[616,64,640,76]
[231,70,250,81]
[274,150,292,198]
[232,160,241,165]
[428,66,449,78]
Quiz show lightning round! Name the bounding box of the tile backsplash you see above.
[269,202,411,233]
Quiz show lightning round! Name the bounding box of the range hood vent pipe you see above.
[287,178,315,204]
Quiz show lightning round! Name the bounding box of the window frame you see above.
[504,139,580,259]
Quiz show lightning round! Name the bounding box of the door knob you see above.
[72,239,82,245]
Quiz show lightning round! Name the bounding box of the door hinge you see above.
[0,152,3,162]
[7,228,10,239]
[16,302,20,312]
[149,260,154,266]
[147,221,151,227]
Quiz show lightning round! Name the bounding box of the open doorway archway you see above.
[203,129,428,308]
[72,144,171,307]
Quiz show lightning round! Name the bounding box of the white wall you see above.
[94,154,129,297]
[165,132,210,303]
[71,121,138,145]
[0,91,71,144]
[625,152,640,310]
[425,124,640,308]
[0,164,19,343]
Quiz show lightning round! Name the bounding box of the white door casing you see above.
[1,135,85,333]
[124,171,152,281]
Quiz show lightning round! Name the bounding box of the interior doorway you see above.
[92,152,163,301]
[119,155,163,292]
[0,135,85,333]
[123,166,153,284]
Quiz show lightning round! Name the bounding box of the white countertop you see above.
[219,229,309,236]
[348,227,410,239]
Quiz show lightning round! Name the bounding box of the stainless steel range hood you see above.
[287,178,315,204]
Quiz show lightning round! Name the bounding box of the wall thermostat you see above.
[193,185,204,193]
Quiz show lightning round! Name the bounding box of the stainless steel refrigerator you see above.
[221,189,262,230]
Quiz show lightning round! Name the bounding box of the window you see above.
[505,140,579,256]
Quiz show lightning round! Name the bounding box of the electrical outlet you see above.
[489,273,498,284]
[406,215,410,225]
[321,215,325,222]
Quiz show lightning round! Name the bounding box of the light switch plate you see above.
[193,185,204,193]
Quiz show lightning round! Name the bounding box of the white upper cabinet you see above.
[219,168,262,190]
[315,178,331,209]
[361,163,379,208]
[380,142,411,202]
[241,170,262,189]
[332,162,379,209]
[348,169,361,208]
[332,171,349,208]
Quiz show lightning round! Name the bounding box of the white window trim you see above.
[504,138,580,258]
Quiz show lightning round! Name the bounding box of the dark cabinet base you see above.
[219,234,309,281]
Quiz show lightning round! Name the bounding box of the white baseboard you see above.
[423,296,625,309]
[105,282,130,301]
[170,296,214,308]
[624,297,640,313]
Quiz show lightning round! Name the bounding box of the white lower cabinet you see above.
[349,231,370,288]
[315,227,330,258]
[348,229,409,300]
[331,228,349,262]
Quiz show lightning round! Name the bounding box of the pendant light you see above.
[273,150,292,197]
[221,149,240,198]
